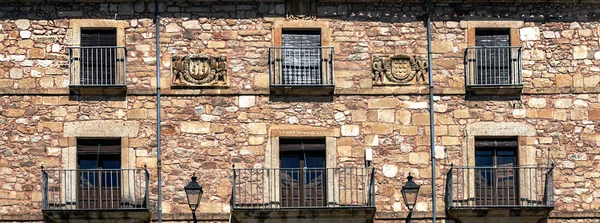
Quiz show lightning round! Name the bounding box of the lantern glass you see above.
[401,174,420,211]
[184,174,203,211]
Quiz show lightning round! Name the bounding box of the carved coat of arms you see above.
[286,0,317,20]
[172,55,228,87]
[372,54,428,85]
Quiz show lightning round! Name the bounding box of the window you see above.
[269,23,335,91]
[474,138,518,206]
[78,29,120,86]
[465,24,523,95]
[77,138,121,209]
[473,29,515,86]
[281,30,323,85]
[279,138,326,207]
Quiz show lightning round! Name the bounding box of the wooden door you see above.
[280,138,326,207]
[475,138,518,206]
[77,139,121,209]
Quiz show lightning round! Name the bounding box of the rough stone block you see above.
[573,45,588,59]
[367,98,398,109]
[181,122,210,134]
[239,95,255,108]
[341,125,359,136]
[248,123,266,135]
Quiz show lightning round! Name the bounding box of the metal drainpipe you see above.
[426,0,437,222]
[154,0,163,222]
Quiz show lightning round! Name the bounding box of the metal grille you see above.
[269,47,334,87]
[445,165,554,209]
[232,167,375,209]
[68,46,127,86]
[42,168,149,210]
[465,46,522,86]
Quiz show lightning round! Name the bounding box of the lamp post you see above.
[184,173,203,223]
[401,173,420,223]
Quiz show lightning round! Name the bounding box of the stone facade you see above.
[0,1,599,223]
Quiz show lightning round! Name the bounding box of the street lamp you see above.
[184,173,203,223]
[401,173,420,211]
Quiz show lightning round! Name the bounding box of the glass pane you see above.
[103,160,120,169]
[475,155,494,167]
[281,157,300,182]
[79,159,98,169]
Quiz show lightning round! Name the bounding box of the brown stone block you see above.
[453,109,469,119]
[248,123,267,135]
[570,109,587,120]
[367,98,399,109]
[555,74,573,88]
[351,110,367,122]
[127,109,147,119]
[395,110,411,125]
[582,133,600,143]
[210,123,225,133]
[337,137,356,146]
[351,146,363,158]
[553,109,567,121]
[431,41,453,53]
[40,158,60,168]
[2,109,25,117]
[589,109,600,120]
[248,136,265,145]
[408,152,429,165]
[364,123,393,134]
[366,110,378,121]
[213,31,238,40]
[37,122,62,132]
[398,126,418,136]
[27,48,45,59]
[538,109,553,119]
[412,112,430,125]
[526,109,538,118]
[0,79,13,88]
[441,136,461,146]
[435,114,455,125]
[447,125,461,136]
[19,79,36,89]
[435,125,448,136]
[137,157,157,168]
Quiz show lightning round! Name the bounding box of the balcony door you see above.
[475,29,512,85]
[475,138,518,206]
[77,139,121,209]
[280,138,326,207]
[80,29,117,85]
[281,30,322,85]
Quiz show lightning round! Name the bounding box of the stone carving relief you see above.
[286,0,317,20]
[372,54,428,85]
[172,54,228,87]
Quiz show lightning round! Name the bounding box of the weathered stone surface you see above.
[64,121,140,137]
[248,123,266,135]
[239,96,255,108]
[573,45,588,59]
[520,27,540,41]
[180,122,210,134]
[341,125,359,136]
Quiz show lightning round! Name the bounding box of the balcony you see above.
[41,168,150,223]
[269,46,334,95]
[465,46,522,96]
[231,167,375,223]
[445,165,554,219]
[68,46,127,95]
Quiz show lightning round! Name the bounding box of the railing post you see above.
[232,165,236,208]
[41,166,48,210]
[145,166,150,209]
[445,164,453,211]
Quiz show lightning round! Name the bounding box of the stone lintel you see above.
[63,120,140,138]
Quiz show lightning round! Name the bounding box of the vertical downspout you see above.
[154,0,163,222]
[426,0,437,222]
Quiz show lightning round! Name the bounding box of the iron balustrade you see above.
[465,46,522,87]
[68,46,127,86]
[232,167,375,209]
[41,168,149,210]
[445,165,554,209]
[269,46,334,87]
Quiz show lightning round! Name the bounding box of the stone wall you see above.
[0,1,599,223]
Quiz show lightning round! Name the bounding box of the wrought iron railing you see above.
[42,168,149,210]
[465,46,522,87]
[68,46,127,86]
[445,165,554,209]
[269,46,334,87]
[232,167,375,209]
